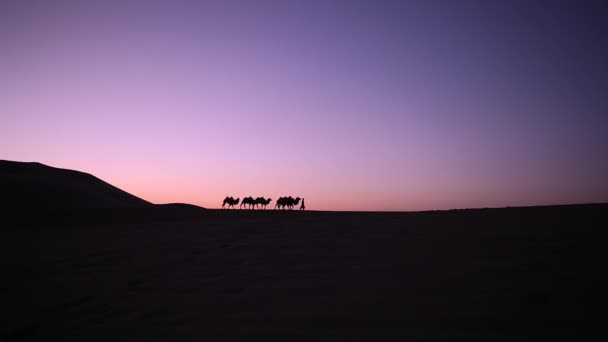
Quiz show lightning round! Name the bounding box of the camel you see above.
[240,196,256,209]
[222,196,240,209]
[222,196,231,208]
[253,197,264,209]
[275,196,301,210]
[262,197,273,209]
[274,197,285,210]
[255,197,272,209]
[289,197,301,210]
[275,196,290,210]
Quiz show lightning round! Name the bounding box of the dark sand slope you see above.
[1,162,607,340]
[0,160,205,223]
[1,160,152,209]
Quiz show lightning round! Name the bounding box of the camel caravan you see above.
[222,196,305,210]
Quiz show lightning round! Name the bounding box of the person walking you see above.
[300,198,305,210]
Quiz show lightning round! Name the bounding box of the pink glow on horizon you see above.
[1,154,603,211]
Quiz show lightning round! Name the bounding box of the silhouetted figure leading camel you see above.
[300,198,305,210]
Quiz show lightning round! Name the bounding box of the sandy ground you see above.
[1,205,607,341]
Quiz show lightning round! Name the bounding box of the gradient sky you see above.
[2,0,607,210]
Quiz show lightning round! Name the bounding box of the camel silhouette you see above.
[290,197,301,210]
[222,196,231,208]
[241,196,256,210]
[275,196,301,210]
[254,197,264,210]
[255,197,272,210]
[222,196,240,209]
[275,196,287,210]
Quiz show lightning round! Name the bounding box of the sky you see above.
[2,0,607,211]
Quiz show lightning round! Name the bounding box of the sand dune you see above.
[1,160,152,209]
[1,160,206,225]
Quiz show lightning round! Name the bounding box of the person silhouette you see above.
[300,198,305,210]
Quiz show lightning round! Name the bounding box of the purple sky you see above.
[2,0,607,210]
